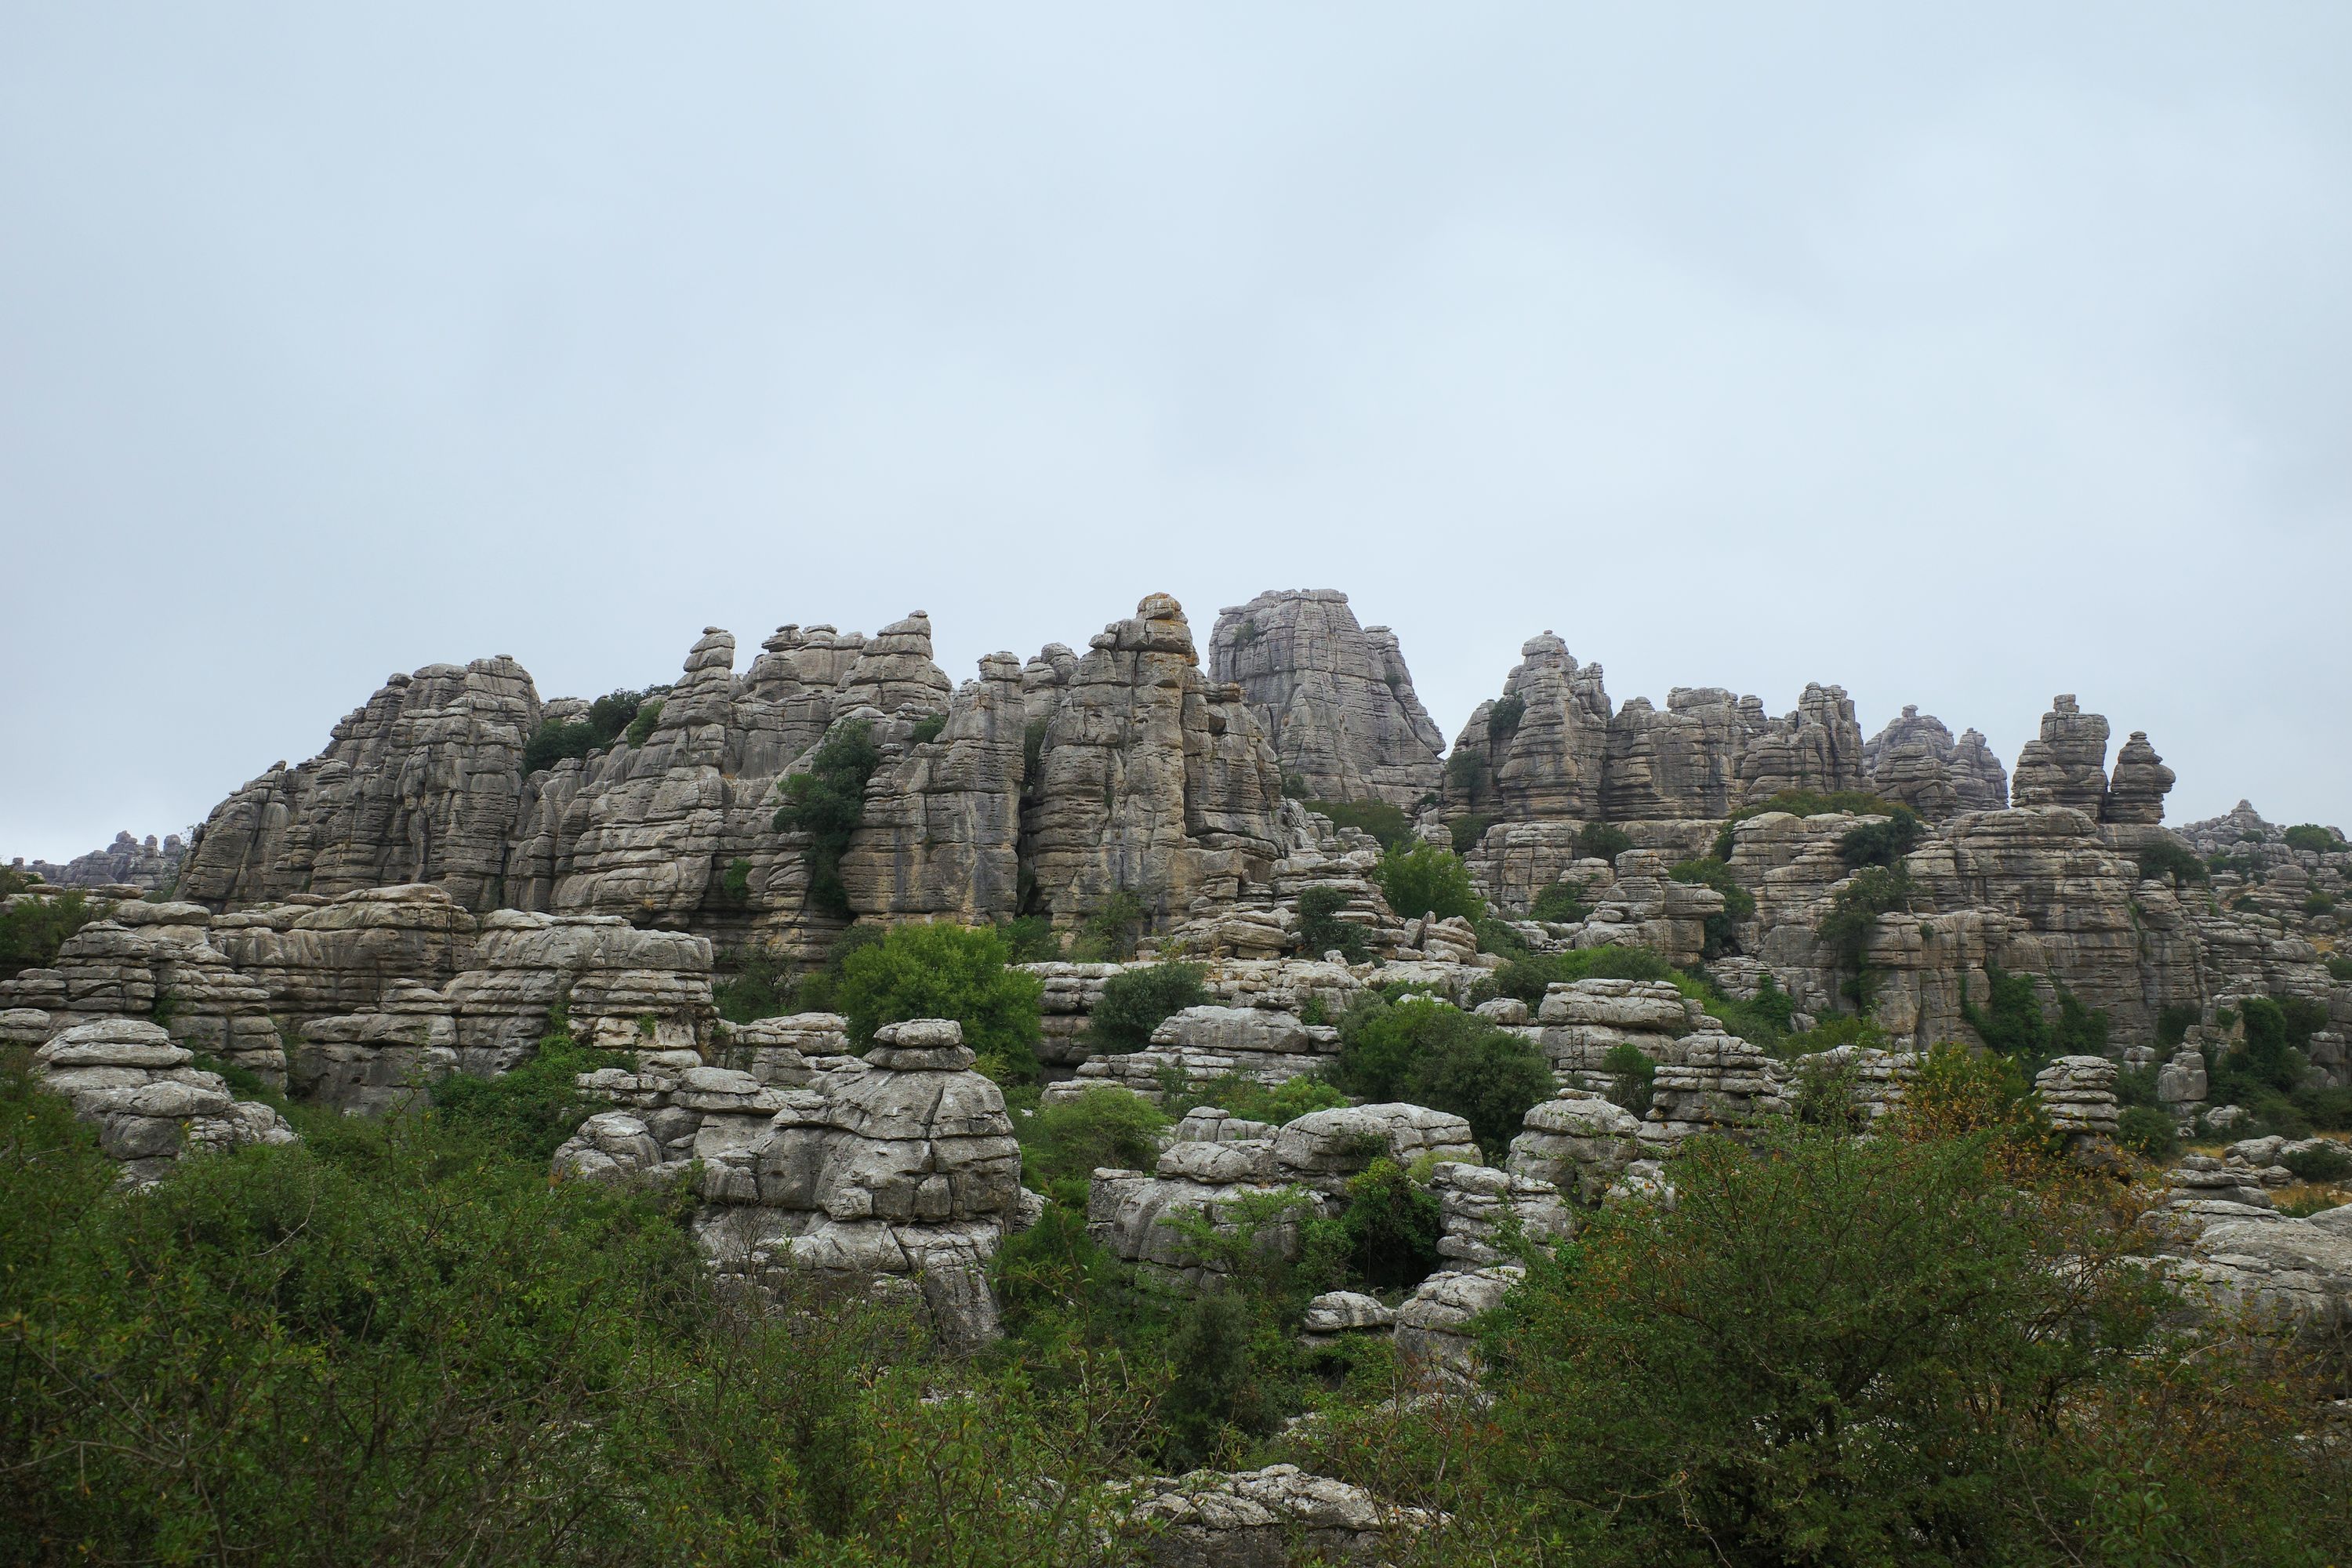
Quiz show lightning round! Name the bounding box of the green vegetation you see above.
[1481,942,1673,1010]
[1447,811,1494,854]
[718,855,753,906]
[1444,747,1488,800]
[2304,892,2337,916]
[1296,884,1371,963]
[1014,1087,1169,1201]
[1601,1040,1655,1115]
[1333,1157,1440,1289]
[1573,821,1634,864]
[1668,856,1754,958]
[0,887,107,979]
[1069,889,1149,961]
[1526,878,1590,924]
[1332,993,1552,1158]
[1711,787,1900,860]
[995,913,1061,963]
[430,1018,625,1163]
[771,720,881,920]
[2282,1139,2352,1185]
[2157,1001,2201,1047]
[1305,797,1411,848]
[712,943,793,1023]
[2116,1103,2179,1160]
[1371,841,1483,924]
[835,921,1044,1084]
[521,686,666,772]
[1088,962,1210,1053]
[2204,994,2351,1134]
[1021,717,1049,784]
[2283,823,2345,854]
[2329,954,2352,984]
[1957,963,2109,1072]
[1485,694,1526,744]
[907,711,948,746]
[1816,864,1914,1008]
[623,698,664,750]
[2136,837,2209,884]
[1160,1071,1351,1127]
[1836,803,1924,869]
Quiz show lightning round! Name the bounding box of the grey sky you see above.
[4,4,2347,862]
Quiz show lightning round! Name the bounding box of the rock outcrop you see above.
[1735,683,1867,805]
[1207,590,1446,808]
[12,832,187,893]
[1114,1465,1431,1566]
[1445,633,1611,821]
[1863,707,2009,820]
[31,1018,295,1185]
[2011,695,2110,815]
[1600,688,1757,821]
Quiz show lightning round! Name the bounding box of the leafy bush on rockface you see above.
[1088,962,1209,1053]
[1371,841,1483,924]
[1307,798,1410,848]
[521,686,666,773]
[0,887,107,979]
[1527,879,1591,924]
[1573,822,1634,864]
[2136,838,2209,884]
[772,720,881,920]
[835,921,1044,1084]
[2284,823,2345,854]
[1334,993,1551,1159]
[1296,885,1371,964]
[1836,804,1925,869]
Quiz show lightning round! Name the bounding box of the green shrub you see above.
[1444,749,1488,800]
[1336,1158,1441,1290]
[1486,695,1527,745]
[836,921,1044,1084]
[2116,1103,2179,1161]
[713,944,793,1023]
[430,1030,626,1163]
[521,686,661,772]
[907,711,948,746]
[1712,787,1903,861]
[718,855,753,906]
[1297,885,1370,963]
[2156,1002,2200,1048]
[996,914,1061,963]
[2304,893,2337,916]
[1836,804,1924,869]
[1022,717,1049,785]
[772,720,881,920]
[1334,993,1552,1158]
[2136,838,2209,884]
[1601,1040,1655,1115]
[1372,841,1483,924]
[1161,1072,1351,1127]
[1486,944,1673,1009]
[1527,879,1590,923]
[1089,962,1209,1053]
[1017,1087,1168,1197]
[1069,890,1148,962]
[1573,822,1634,864]
[623,698,663,750]
[2329,955,2352,984]
[1307,798,1410,848]
[1959,963,2049,1063]
[1448,812,1495,854]
[2284,823,2344,854]
[1816,864,1912,1007]
[0,888,107,979]
[2282,1140,2352,1184]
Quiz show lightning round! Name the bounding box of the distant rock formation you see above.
[11,832,186,894]
[1445,633,1613,821]
[1863,706,2009,820]
[1207,589,1446,808]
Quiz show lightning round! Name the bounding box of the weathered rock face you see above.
[31,1018,296,1185]
[1863,706,2009,821]
[1044,1004,1341,1104]
[1508,1087,1646,1203]
[693,1019,1025,1348]
[1601,688,1757,821]
[13,832,187,893]
[181,657,541,913]
[1113,1464,1432,1566]
[1446,633,1611,821]
[1206,589,1446,808]
[1020,595,1288,928]
[2012,695,2110,814]
[2103,731,2176,826]
[1736,683,1867,805]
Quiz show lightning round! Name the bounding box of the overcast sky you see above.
[4,4,2348,862]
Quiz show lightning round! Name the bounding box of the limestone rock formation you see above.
[1207,589,1446,808]
[12,831,187,893]
[1863,707,2009,821]
[1113,1464,1432,1566]
[1395,1265,1521,1390]
[1445,633,1610,821]
[2103,731,2176,825]
[1428,1160,1574,1265]
[2012,695,2110,814]
[1044,1004,1340,1104]
[31,1018,295,1185]
[1601,688,1757,820]
[1507,1087,1646,1203]
[1736,683,1867,805]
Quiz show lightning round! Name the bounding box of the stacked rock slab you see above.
[1601,688,1759,821]
[1206,589,1446,808]
[1864,706,2010,821]
[1736,683,1867,805]
[1508,1087,1646,1203]
[31,1019,296,1185]
[1639,1026,1791,1152]
[1044,1005,1341,1105]
[2146,1189,2352,1327]
[2033,1054,2121,1147]
[180,657,540,912]
[695,1019,1024,1348]
[1428,1160,1575,1265]
[2011,695,2110,814]
[1021,595,1289,931]
[1395,1265,1522,1390]
[1113,1465,1433,1566]
[15,832,187,892]
[1446,633,1611,820]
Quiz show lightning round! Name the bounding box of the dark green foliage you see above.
[1336,1158,1441,1290]
[1836,804,1925,869]
[521,686,659,772]
[2203,995,2336,1133]
[1471,916,1528,959]
[713,944,793,1023]
[2305,892,2337,916]
[907,711,948,746]
[996,914,1061,963]
[2330,955,2352,984]
[0,888,106,978]
[1333,993,1552,1158]
[1573,821,1634,864]
[1527,878,1590,923]
[2135,837,2209,884]
[1160,1071,1350,1127]
[772,720,881,920]
[1817,864,1913,1006]
[1371,841,1483,923]
[1790,1052,1871,1133]
[1305,797,1410,848]
[835,922,1044,1084]
[1069,889,1149,961]
[1601,1040,1655,1115]
[1669,856,1754,958]
[2053,991,2110,1057]
[2282,1140,2352,1184]
[1713,787,1903,861]
[1486,943,1673,1008]
[2284,823,2344,854]
[1448,811,1495,854]
[430,1023,624,1163]
[1297,884,1370,963]
[1022,717,1049,785]
[1957,962,2106,1070]
[1486,694,1526,744]
[1016,1087,1168,1200]
[623,698,664,750]
[2156,1002,2200,1048]
[718,855,753,906]
[2116,1104,2179,1160]
[1089,962,1209,1053]
[1444,748,1488,799]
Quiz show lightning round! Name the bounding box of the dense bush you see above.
[0,887,107,979]
[1816,864,1913,1006]
[996,913,1061,962]
[1573,821,1634,863]
[1836,804,1925,869]
[907,711,948,746]
[2330,954,2352,985]
[1447,811,1495,854]
[718,855,753,906]
[771,720,881,919]
[1444,747,1487,798]
[1711,787,1901,860]
[521,686,665,772]
[1297,884,1371,963]
[2116,1103,2179,1160]
[1160,1071,1351,1127]
[835,921,1044,1084]
[712,943,793,1023]
[1069,890,1148,961]
[623,699,664,749]
[1956,963,2108,1072]
[2282,1139,2352,1185]
[430,1024,626,1162]
[1527,878,1590,923]
[2136,837,2210,884]
[1016,1087,1168,1200]
[1334,993,1552,1158]
[1485,694,1527,744]
[1485,942,1673,1008]
[1371,841,1483,924]
[1601,1040,1655,1115]
[1335,1157,1441,1290]
[1089,961,1209,1052]
[1307,797,1410,848]
[2284,823,2345,854]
